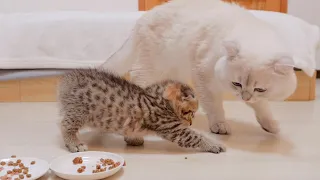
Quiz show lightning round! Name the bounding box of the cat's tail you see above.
[100,33,135,76]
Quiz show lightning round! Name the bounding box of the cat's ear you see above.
[223,41,240,60]
[163,84,181,101]
[272,56,295,75]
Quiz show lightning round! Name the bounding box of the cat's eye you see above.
[232,82,242,88]
[183,94,194,99]
[182,110,192,115]
[254,88,267,92]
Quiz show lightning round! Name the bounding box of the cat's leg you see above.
[246,100,280,134]
[193,70,231,134]
[122,117,145,146]
[60,115,88,153]
[156,126,226,153]
[124,136,144,146]
[125,57,156,146]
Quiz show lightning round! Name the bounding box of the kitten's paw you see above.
[65,143,88,153]
[124,137,144,146]
[210,122,231,135]
[208,143,226,154]
[258,118,280,134]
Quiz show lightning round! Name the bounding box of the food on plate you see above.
[72,157,83,165]
[77,167,85,173]
[0,155,37,179]
[74,157,122,174]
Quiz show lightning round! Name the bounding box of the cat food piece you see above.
[23,170,28,174]
[0,162,6,166]
[100,168,106,172]
[109,161,121,170]
[7,161,14,166]
[19,174,24,179]
[11,155,16,158]
[30,161,36,165]
[6,170,12,174]
[16,159,21,164]
[77,167,85,173]
[72,157,83,164]
[102,159,114,166]
[114,162,120,167]
[26,174,31,178]
[77,165,87,173]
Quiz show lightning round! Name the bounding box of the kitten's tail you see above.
[100,33,135,76]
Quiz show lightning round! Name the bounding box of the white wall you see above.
[0,0,138,13]
[288,0,320,70]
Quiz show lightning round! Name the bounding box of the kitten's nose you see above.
[241,91,252,101]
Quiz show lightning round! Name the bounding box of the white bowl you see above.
[50,151,124,180]
[0,157,49,179]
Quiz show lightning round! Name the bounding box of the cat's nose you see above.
[241,91,252,101]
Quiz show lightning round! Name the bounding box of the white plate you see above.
[0,157,49,179]
[50,151,124,180]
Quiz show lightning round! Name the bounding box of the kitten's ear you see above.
[272,56,295,75]
[163,84,181,101]
[223,41,240,60]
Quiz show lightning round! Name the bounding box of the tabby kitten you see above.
[58,68,225,154]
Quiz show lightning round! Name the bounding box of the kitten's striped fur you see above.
[58,68,225,153]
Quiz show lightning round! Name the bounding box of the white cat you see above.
[102,0,297,135]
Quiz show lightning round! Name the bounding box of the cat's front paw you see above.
[65,143,88,153]
[124,137,144,146]
[257,117,280,134]
[210,122,231,135]
[208,143,226,154]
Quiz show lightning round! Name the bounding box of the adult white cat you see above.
[102,0,297,135]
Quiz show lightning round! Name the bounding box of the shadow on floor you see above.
[192,114,294,156]
[57,114,294,156]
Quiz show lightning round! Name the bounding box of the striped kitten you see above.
[58,69,225,153]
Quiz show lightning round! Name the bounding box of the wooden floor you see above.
[0,71,316,102]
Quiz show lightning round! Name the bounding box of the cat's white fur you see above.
[102,0,297,134]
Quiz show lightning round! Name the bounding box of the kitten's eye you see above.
[183,94,194,98]
[254,88,267,92]
[232,82,242,88]
[182,110,192,115]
